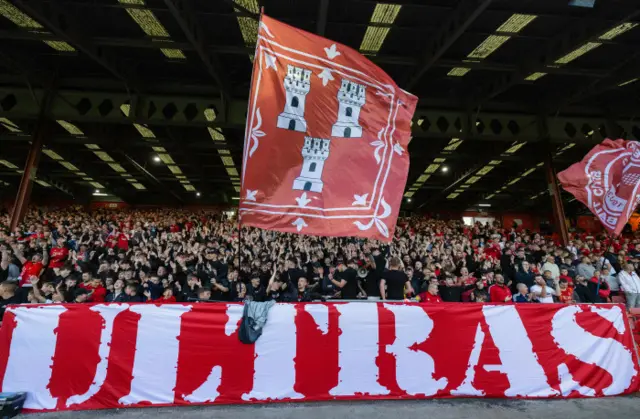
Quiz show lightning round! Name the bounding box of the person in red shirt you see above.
[106,228,118,248]
[11,243,48,288]
[558,278,574,304]
[558,268,574,287]
[489,274,512,303]
[419,283,442,303]
[79,273,107,303]
[117,231,130,251]
[146,288,177,303]
[48,237,69,270]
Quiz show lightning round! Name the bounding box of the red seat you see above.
[612,295,626,305]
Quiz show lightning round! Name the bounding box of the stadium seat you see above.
[611,295,626,305]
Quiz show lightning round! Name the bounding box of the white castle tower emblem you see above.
[331,79,366,138]
[293,136,330,193]
[276,64,312,132]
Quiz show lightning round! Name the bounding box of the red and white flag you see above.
[239,14,417,241]
[558,138,640,236]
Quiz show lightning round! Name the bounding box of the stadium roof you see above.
[1,0,640,212]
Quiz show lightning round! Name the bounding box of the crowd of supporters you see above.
[1,206,640,320]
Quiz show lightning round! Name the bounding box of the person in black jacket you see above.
[177,274,200,301]
[438,276,462,302]
[105,278,127,302]
[515,261,535,290]
[124,283,144,302]
[573,275,596,303]
[248,275,266,302]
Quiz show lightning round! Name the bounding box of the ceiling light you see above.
[504,142,527,154]
[424,164,441,173]
[467,35,510,60]
[154,156,161,162]
[497,14,537,33]
[208,127,225,141]
[0,0,75,51]
[555,42,601,65]
[525,72,547,81]
[447,67,470,77]
[233,0,259,47]
[0,159,18,169]
[441,166,449,173]
[478,203,491,207]
[446,193,459,199]
[407,198,411,202]
[158,154,175,164]
[161,48,186,59]
[133,123,155,138]
[360,3,402,54]
[466,176,481,184]
[60,162,79,171]
[93,151,115,162]
[444,138,463,151]
[167,165,183,175]
[476,166,495,176]
[196,192,201,197]
[599,22,638,40]
[95,189,100,194]
[57,120,84,135]
[0,117,21,132]
[42,149,64,161]
[108,163,126,173]
[619,78,639,87]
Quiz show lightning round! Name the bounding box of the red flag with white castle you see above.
[239,14,417,241]
[558,139,640,236]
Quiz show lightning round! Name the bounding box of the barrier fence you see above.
[0,302,638,412]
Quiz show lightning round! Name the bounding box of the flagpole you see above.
[237,7,265,273]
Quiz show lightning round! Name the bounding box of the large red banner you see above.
[558,139,640,236]
[0,303,638,412]
[239,15,417,241]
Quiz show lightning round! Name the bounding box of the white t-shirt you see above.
[531,285,556,303]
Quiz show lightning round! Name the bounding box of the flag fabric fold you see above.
[239,14,417,241]
[558,138,640,236]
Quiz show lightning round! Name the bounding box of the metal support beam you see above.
[163,0,231,103]
[11,0,137,88]
[548,54,640,111]
[540,116,569,246]
[3,87,640,142]
[317,0,330,36]
[407,0,494,89]
[470,8,640,108]
[9,91,54,231]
